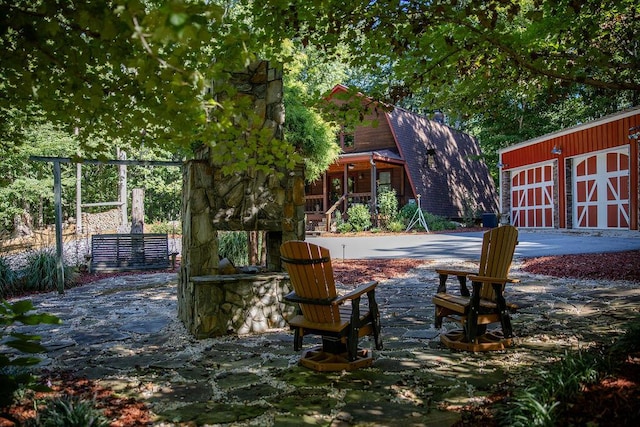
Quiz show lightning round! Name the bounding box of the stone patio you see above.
[9,257,640,426]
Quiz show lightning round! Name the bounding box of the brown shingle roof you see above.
[387,107,498,218]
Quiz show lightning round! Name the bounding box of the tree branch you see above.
[131,16,187,76]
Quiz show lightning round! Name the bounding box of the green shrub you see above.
[387,220,405,233]
[378,188,399,229]
[461,194,481,227]
[146,220,182,235]
[336,222,353,233]
[397,204,457,232]
[0,257,17,298]
[498,351,601,427]
[398,203,419,222]
[218,231,248,266]
[609,315,640,360]
[423,212,457,231]
[1,299,61,410]
[346,204,372,232]
[28,395,109,427]
[23,249,74,293]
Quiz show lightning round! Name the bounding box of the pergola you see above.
[29,155,182,294]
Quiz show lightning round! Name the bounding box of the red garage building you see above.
[498,107,640,231]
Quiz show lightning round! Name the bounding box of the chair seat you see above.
[432,293,498,313]
[287,315,350,333]
[288,305,373,335]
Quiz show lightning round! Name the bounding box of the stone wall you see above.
[178,60,305,338]
[82,209,121,233]
[189,273,295,338]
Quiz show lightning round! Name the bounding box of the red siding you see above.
[502,113,640,168]
[501,110,640,230]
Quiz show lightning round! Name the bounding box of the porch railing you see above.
[304,194,324,213]
[305,192,373,232]
[324,194,347,232]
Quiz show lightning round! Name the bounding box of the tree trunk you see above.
[131,188,144,234]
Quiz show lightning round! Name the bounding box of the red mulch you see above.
[521,249,640,281]
[331,258,427,284]
[1,370,152,427]
[2,252,639,426]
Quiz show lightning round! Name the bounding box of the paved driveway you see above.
[308,229,640,261]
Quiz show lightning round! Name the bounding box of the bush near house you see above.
[346,204,372,232]
[397,204,457,232]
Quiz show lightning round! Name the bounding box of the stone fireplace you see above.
[178,61,306,338]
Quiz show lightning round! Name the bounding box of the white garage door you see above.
[573,148,629,229]
[510,163,554,228]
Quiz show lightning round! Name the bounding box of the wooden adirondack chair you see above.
[280,241,383,371]
[432,225,519,352]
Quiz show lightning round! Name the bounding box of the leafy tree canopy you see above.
[3,0,640,182]
[1,0,285,171]
[251,0,640,113]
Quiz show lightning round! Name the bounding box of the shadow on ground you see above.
[8,259,640,426]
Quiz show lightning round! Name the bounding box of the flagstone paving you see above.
[10,258,640,426]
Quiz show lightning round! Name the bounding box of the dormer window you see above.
[338,126,355,149]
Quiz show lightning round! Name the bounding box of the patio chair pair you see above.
[280,225,519,371]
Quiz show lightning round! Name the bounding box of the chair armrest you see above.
[467,275,509,285]
[334,281,378,305]
[435,268,473,277]
[436,269,472,296]
[284,291,334,305]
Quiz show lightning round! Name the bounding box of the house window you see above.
[338,126,355,149]
[378,171,391,193]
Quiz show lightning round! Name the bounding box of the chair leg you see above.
[434,307,443,329]
[347,327,359,361]
[368,290,383,350]
[347,298,361,361]
[293,328,303,351]
[492,283,513,338]
[466,310,479,342]
[373,313,383,350]
[500,311,513,338]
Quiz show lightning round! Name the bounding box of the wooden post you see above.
[53,160,65,294]
[131,188,144,233]
[76,163,82,234]
[370,156,377,216]
[118,148,127,229]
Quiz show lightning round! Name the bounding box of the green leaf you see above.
[6,356,43,366]
[6,340,48,354]
[7,300,34,315]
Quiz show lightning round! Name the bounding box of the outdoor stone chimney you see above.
[178,60,305,338]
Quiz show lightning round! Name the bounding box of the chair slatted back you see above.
[280,241,341,324]
[477,225,519,301]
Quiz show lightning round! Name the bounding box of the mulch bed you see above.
[521,249,640,281]
[2,251,639,426]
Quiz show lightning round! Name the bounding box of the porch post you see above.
[322,172,328,214]
[343,164,349,213]
[370,155,377,217]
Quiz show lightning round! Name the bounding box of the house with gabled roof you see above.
[305,85,498,231]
